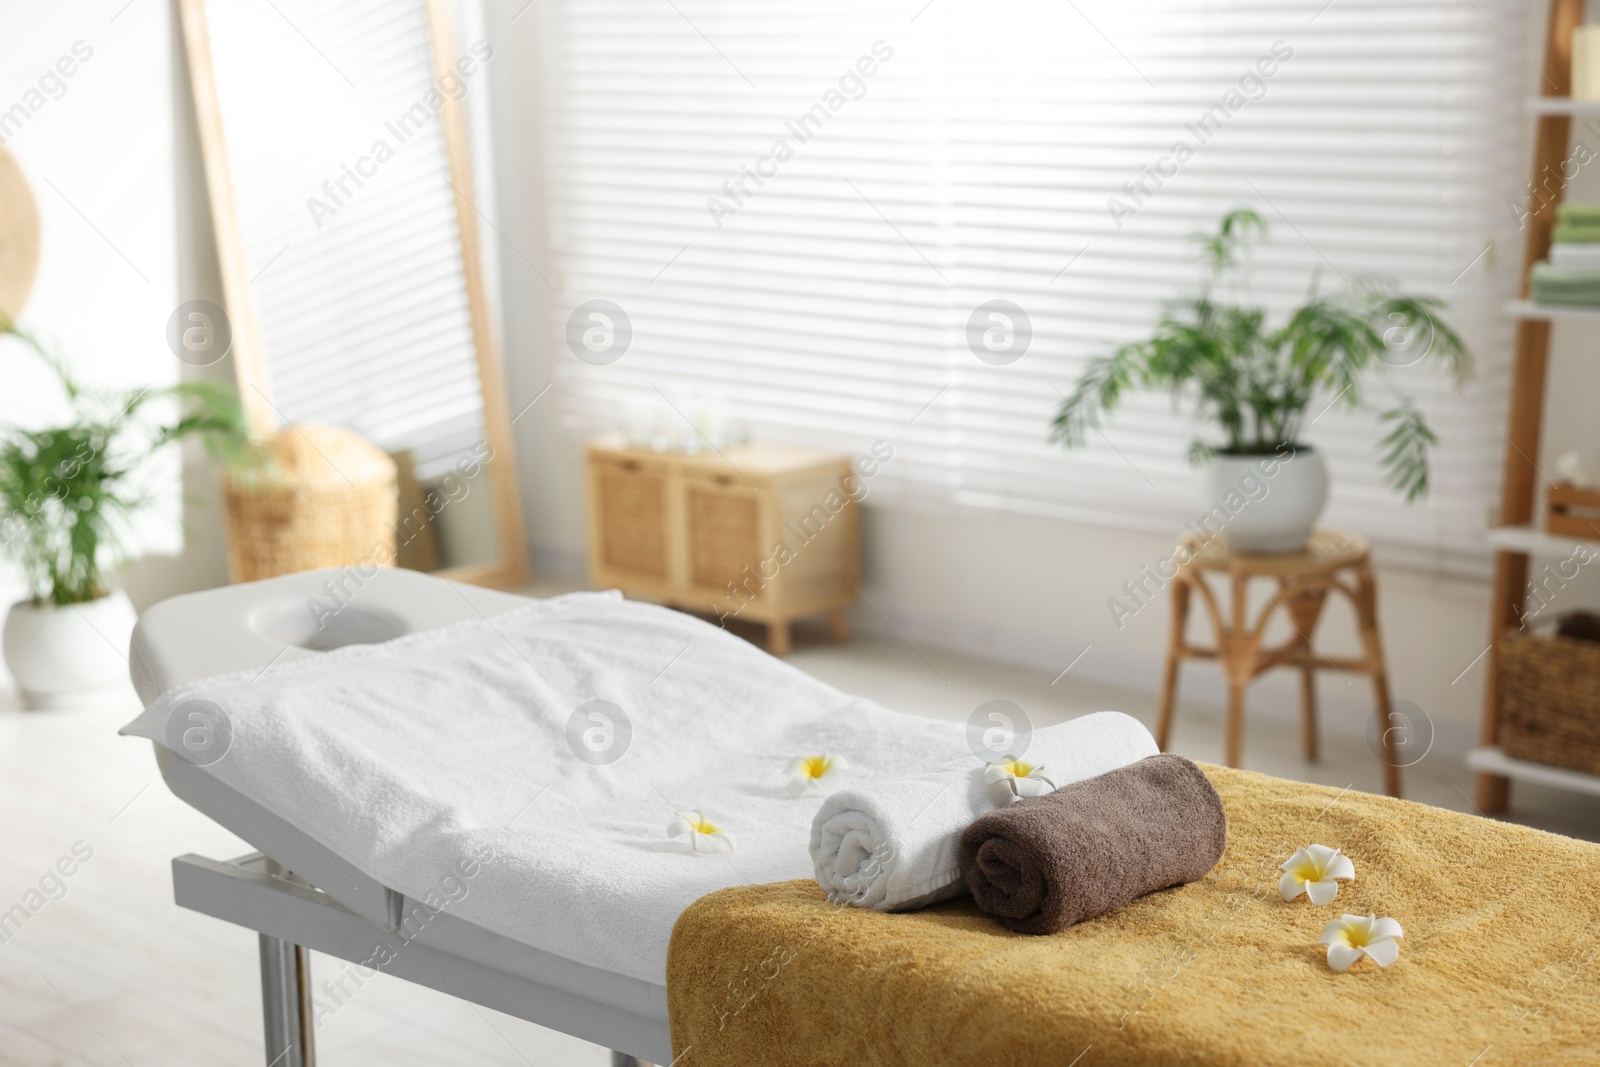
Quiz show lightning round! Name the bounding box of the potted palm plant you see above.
[0,320,246,707]
[1050,209,1470,552]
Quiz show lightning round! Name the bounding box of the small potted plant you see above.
[1,320,246,707]
[1050,209,1470,552]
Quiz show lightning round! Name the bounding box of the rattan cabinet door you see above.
[682,473,768,608]
[589,456,672,589]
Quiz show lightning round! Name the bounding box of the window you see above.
[537,0,1525,575]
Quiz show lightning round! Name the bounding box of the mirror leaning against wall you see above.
[178,0,527,587]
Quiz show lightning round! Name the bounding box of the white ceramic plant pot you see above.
[3,590,138,709]
[1200,447,1329,554]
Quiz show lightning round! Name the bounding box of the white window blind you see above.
[538,0,1525,575]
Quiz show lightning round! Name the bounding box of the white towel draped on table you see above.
[122,593,954,981]
[124,591,1158,982]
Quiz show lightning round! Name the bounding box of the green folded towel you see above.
[1553,203,1600,243]
[1557,202,1600,225]
[1552,222,1600,245]
[1531,260,1600,307]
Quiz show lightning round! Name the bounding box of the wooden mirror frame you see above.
[177,0,528,589]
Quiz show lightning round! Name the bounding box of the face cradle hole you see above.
[248,602,408,652]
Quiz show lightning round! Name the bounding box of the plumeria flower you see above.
[983,755,1058,801]
[1278,844,1355,904]
[785,754,848,798]
[667,810,736,854]
[1321,914,1403,972]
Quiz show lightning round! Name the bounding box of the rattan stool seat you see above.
[1182,528,1368,576]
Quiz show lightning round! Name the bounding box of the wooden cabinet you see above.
[584,437,859,654]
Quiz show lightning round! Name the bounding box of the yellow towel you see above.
[667,764,1600,1067]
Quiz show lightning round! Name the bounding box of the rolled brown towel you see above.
[959,753,1226,935]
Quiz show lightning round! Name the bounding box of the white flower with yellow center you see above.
[983,755,1057,800]
[667,810,736,854]
[1320,914,1403,972]
[1278,844,1355,904]
[785,754,848,798]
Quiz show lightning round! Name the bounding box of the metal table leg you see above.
[260,933,315,1067]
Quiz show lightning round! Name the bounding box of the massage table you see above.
[128,568,672,1066]
[129,569,1600,1067]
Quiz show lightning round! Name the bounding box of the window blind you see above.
[537,0,1525,575]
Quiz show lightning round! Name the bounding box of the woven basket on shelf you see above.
[1499,625,1600,775]
[222,426,398,583]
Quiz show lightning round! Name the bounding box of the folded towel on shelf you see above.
[1552,203,1600,245]
[958,753,1226,934]
[1557,201,1600,225]
[1531,261,1600,307]
[810,711,1159,911]
[1549,242,1600,270]
[1551,222,1600,245]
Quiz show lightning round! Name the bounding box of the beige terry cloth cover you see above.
[667,765,1600,1067]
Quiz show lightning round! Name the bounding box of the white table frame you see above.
[174,851,671,1066]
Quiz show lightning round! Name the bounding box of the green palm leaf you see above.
[1050,209,1471,504]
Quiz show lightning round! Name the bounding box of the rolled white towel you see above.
[810,710,1159,911]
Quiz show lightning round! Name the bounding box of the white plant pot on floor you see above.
[3,590,137,708]
[1201,447,1329,553]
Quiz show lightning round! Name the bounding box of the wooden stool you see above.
[1156,529,1402,797]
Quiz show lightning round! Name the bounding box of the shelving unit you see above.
[1478,0,1600,811]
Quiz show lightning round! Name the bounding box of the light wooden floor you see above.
[2,614,1597,1067]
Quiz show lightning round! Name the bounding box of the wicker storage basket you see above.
[223,426,398,582]
[1499,625,1600,774]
